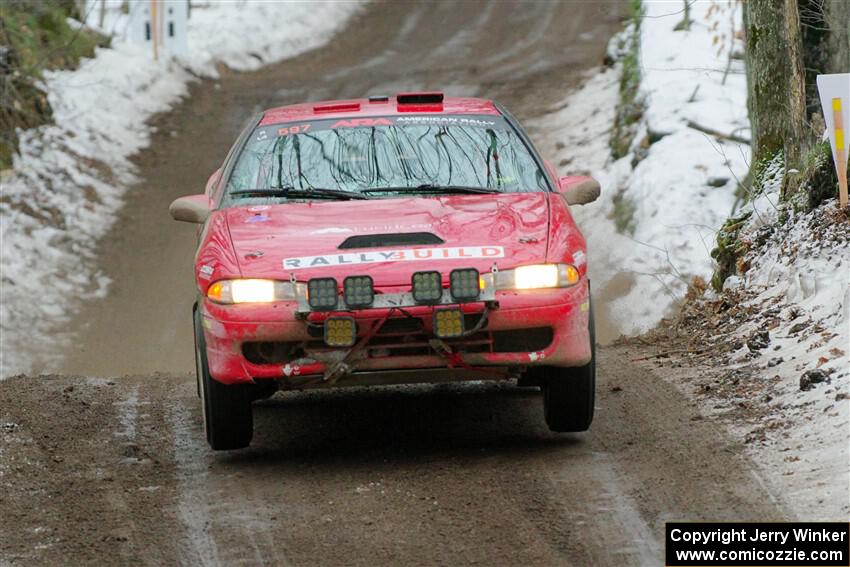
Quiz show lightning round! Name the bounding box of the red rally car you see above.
[170,92,601,450]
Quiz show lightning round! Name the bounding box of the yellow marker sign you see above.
[832,97,847,208]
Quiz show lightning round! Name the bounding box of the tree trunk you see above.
[784,0,808,168]
[744,0,809,199]
[825,0,849,74]
[798,0,850,119]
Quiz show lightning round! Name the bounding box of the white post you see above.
[816,74,850,209]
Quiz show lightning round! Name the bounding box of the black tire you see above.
[192,304,203,399]
[251,380,278,401]
[540,295,596,432]
[194,308,254,450]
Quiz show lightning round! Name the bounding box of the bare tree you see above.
[798,0,850,118]
[825,0,850,73]
[744,0,809,199]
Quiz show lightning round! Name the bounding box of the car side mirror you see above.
[169,195,210,224]
[558,176,601,206]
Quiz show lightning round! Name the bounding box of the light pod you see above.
[324,316,356,347]
[449,268,480,301]
[343,275,374,308]
[308,278,338,310]
[433,307,464,338]
[412,271,442,304]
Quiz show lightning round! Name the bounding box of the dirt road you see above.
[2,2,789,565]
[1,345,788,566]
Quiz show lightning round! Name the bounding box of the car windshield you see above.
[224,114,548,203]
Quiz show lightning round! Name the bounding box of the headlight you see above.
[496,264,580,290]
[514,265,559,289]
[207,279,299,304]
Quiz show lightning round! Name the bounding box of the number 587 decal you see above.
[278,124,312,136]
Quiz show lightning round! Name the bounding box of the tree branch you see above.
[686,120,751,144]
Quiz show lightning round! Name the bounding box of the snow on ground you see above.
[720,192,849,520]
[652,193,850,520]
[532,1,748,335]
[530,2,848,519]
[0,1,364,378]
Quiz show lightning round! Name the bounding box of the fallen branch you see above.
[687,121,750,145]
[631,348,708,361]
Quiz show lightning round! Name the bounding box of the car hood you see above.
[225,193,550,285]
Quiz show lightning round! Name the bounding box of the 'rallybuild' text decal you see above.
[283,246,504,270]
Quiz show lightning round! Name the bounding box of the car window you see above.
[224,115,548,202]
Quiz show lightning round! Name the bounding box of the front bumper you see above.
[200,281,591,385]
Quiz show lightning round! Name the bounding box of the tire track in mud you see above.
[169,399,223,567]
[1,347,789,566]
[510,450,663,564]
[0,375,185,565]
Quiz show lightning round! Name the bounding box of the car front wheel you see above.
[194,308,254,450]
[539,296,596,432]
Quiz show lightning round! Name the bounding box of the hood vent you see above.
[339,232,444,250]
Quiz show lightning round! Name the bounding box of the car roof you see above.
[259,93,502,126]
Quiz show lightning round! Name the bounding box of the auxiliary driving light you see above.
[343,275,374,308]
[412,271,442,304]
[433,307,464,338]
[324,316,356,347]
[449,268,480,301]
[308,277,338,310]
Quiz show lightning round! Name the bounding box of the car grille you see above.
[242,318,552,365]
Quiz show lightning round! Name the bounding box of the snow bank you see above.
[659,194,850,520]
[532,1,748,335]
[723,194,849,520]
[0,1,364,378]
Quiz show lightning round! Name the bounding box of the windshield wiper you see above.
[361,184,500,195]
[230,188,369,200]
